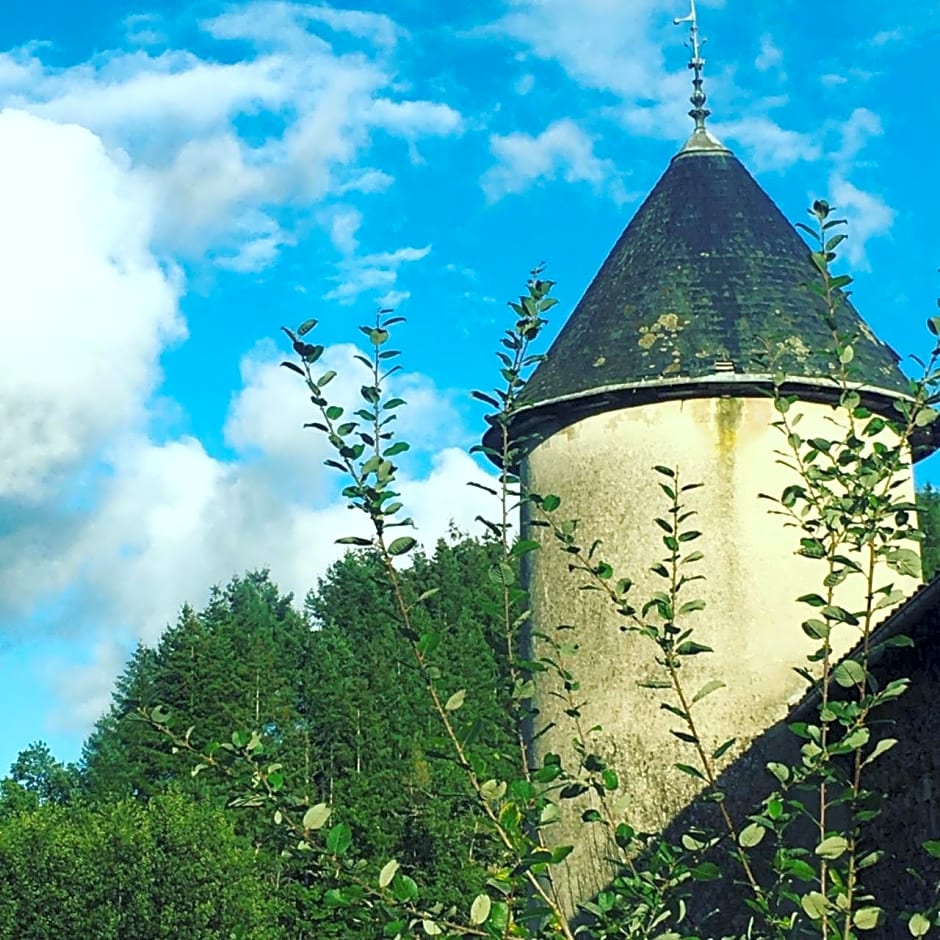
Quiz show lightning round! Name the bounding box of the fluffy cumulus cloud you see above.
[0,4,483,743]
[42,430,498,729]
[0,109,183,503]
[715,116,821,172]
[483,119,620,201]
[826,176,895,270]
[0,3,463,272]
[822,108,893,268]
[488,0,730,139]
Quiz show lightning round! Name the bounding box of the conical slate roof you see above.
[510,145,910,443]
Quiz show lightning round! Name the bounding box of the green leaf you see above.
[540,494,561,512]
[336,536,373,546]
[674,763,705,782]
[488,563,516,586]
[922,840,940,859]
[799,538,827,559]
[297,318,318,335]
[653,465,676,478]
[388,536,417,556]
[739,823,765,848]
[802,892,828,920]
[712,738,736,760]
[551,845,574,864]
[676,639,713,656]
[832,659,866,688]
[908,912,932,937]
[470,894,491,926]
[802,619,830,640]
[840,345,854,364]
[853,907,884,930]
[510,539,541,557]
[678,599,706,616]
[384,441,410,457]
[392,875,419,903]
[691,862,721,881]
[303,803,331,830]
[889,547,923,578]
[445,689,466,711]
[767,762,789,784]
[815,835,848,860]
[539,802,560,824]
[379,859,399,888]
[326,822,353,855]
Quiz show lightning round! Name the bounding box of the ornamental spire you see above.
[673,0,709,132]
[673,0,729,155]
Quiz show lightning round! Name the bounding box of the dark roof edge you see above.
[484,374,938,466]
[788,575,940,724]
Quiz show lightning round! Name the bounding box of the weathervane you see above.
[674,0,710,133]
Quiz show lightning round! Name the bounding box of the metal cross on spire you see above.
[674,0,710,133]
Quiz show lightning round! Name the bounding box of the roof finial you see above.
[672,1,729,156]
[673,0,709,132]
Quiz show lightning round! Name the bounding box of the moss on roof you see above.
[520,150,909,411]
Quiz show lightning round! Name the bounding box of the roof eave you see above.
[482,374,938,467]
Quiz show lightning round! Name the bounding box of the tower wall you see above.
[520,394,919,911]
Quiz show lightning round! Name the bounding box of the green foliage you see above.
[6,213,937,939]
[0,741,80,817]
[917,484,940,580]
[82,572,311,804]
[0,790,279,939]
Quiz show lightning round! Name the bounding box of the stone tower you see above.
[494,10,929,914]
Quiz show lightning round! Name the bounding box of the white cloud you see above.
[225,340,470,468]
[367,98,463,138]
[123,14,166,48]
[755,34,784,73]
[27,52,292,136]
[483,118,618,200]
[871,28,905,46]
[833,107,883,164]
[827,175,895,270]
[322,206,363,254]
[714,116,821,171]
[46,639,129,733]
[0,6,461,270]
[491,0,669,98]
[0,109,183,503]
[325,244,432,303]
[204,2,403,51]
[37,369,496,730]
[489,0,725,126]
[819,109,892,268]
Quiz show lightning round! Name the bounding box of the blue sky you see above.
[1,0,938,774]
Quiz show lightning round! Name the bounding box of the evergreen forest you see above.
[2,489,940,938]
